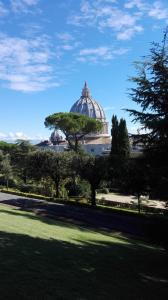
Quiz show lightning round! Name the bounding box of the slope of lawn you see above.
[0,204,168,300]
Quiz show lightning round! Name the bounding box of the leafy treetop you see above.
[45,112,102,152]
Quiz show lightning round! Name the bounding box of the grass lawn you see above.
[0,204,168,300]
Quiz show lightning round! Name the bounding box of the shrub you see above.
[97,188,109,194]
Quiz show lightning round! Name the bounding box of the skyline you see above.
[0,0,168,142]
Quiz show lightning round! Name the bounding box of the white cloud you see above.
[148,1,168,20]
[0,132,7,139]
[117,25,143,40]
[57,32,74,42]
[10,0,39,13]
[69,0,168,40]
[56,32,81,55]
[124,0,146,10]
[0,131,48,141]
[78,46,129,63]
[69,0,143,40]
[0,34,59,92]
[0,131,29,141]
[0,1,8,16]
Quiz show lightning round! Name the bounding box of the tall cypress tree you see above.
[118,118,130,158]
[111,115,119,156]
[110,115,130,191]
[110,115,130,159]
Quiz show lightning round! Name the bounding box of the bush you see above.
[97,188,109,194]
[1,188,53,201]
[18,183,54,197]
[0,176,18,188]
[65,179,90,198]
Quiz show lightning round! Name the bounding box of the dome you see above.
[50,129,63,145]
[70,82,106,122]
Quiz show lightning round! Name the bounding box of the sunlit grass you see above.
[0,204,168,300]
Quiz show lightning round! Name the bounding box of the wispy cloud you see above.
[56,32,81,55]
[0,1,9,16]
[57,32,74,42]
[124,0,146,10]
[10,0,39,13]
[0,131,48,141]
[78,46,129,63]
[148,1,168,20]
[0,131,29,141]
[69,0,168,40]
[0,33,59,92]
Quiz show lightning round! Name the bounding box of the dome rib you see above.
[70,83,106,122]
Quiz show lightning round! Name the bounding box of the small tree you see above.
[127,157,149,213]
[75,155,107,206]
[45,112,102,152]
[12,140,35,184]
[28,150,73,198]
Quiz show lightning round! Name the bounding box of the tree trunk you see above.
[55,181,59,198]
[138,194,141,214]
[91,185,96,206]
[6,178,9,190]
[74,136,78,153]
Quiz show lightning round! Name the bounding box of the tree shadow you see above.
[0,229,168,300]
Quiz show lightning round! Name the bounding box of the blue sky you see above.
[0,0,168,141]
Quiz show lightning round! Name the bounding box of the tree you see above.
[110,115,130,158]
[126,29,168,198]
[28,150,73,198]
[127,156,149,213]
[13,140,35,183]
[117,119,130,158]
[75,155,108,206]
[110,115,130,190]
[45,112,102,152]
[111,115,119,155]
[0,154,13,189]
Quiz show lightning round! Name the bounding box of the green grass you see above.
[0,204,168,300]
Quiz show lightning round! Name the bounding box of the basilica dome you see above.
[70,82,108,135]
[70,82,106,122]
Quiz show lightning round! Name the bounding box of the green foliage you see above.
[127,156,150,213]
[126,31,168,151]
[1,188,52,201]
[117,119,130,158]
[75,155,108,206]
[0,141,17,156]
[111,115,119,154]
[0,154,13,189]
[109,115,130,191]
[66,179,90,198]
[28,150,74,198]
[127,29,168,199]
[111,115,130,158]
[45,112,102,152]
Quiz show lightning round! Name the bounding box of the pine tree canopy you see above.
[126,29,168,151]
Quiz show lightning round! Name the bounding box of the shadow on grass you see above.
[0,229,168,300]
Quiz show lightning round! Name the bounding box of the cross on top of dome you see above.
[82,81,91,98]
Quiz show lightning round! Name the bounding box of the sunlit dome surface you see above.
[70,82,106,122]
